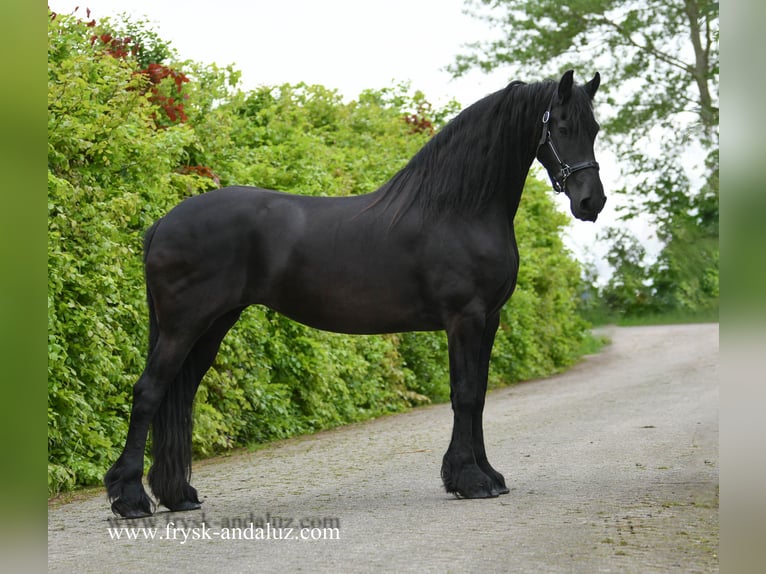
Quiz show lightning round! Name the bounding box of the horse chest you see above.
[420,224,519,315]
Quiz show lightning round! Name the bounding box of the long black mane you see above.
[373,80,557,219]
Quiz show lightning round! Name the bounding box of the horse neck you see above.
[439,85,549,221]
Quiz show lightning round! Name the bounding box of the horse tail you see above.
[147,355,198,509]
[143,219,161,360]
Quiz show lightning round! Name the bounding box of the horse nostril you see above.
[579,196,591,212]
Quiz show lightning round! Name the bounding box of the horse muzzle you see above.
[571,190,606,222]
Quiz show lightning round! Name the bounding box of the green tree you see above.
[452,0,719,316]
[600,228,653,316]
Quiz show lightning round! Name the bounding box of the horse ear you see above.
[558,70,574,103]
[584,72,601,100]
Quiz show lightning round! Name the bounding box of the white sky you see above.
[50,0,645,275]
[50,0,513,107]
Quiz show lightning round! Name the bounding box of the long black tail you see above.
[147,356,199,509]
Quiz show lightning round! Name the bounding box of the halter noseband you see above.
[536,95,599,194]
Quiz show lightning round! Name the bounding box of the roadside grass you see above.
[616,307,719,326]
[583,307,719,328]
[579,330,610,355]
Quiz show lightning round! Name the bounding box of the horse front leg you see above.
[471,312,509,495]
[441,312,500,498]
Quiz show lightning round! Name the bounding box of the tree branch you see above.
[593,14,693,75]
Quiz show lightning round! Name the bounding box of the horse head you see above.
[536,70,606,222]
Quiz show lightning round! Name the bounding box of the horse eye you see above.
[558,126,569,137]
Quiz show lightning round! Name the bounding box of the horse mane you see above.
[372,79,558,221]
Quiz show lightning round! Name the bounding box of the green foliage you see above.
[580,222,718,321]
[599,228,654,316]
[48,11,593,495]
[48,12,208,492]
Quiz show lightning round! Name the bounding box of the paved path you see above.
[48,324,719,573]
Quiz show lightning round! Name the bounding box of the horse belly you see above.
[268,266,440,335]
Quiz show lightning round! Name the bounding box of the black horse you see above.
[105,70,605,518]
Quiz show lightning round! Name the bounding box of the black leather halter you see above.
[536,95,599,194]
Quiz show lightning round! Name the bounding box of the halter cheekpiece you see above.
[536,94,599,194]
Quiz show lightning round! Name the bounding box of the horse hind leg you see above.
[147,308,244,512]
[104,334,197,518]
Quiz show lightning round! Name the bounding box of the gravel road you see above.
[48,323,719,573]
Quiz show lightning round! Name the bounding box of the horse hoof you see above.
[480,465,510,495]
[166,500,202,512]
[488,473,510,495]
[457,487,498,499]
[122,508,154,519]
[488,484,510,496]
[111,497,154,519]
[443,463,499,499]
[111,502,153,519]
[462,485,499,499]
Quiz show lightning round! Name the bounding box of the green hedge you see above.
[48,12,591,494]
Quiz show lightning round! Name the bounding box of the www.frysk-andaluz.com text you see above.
[107,512,341,543]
